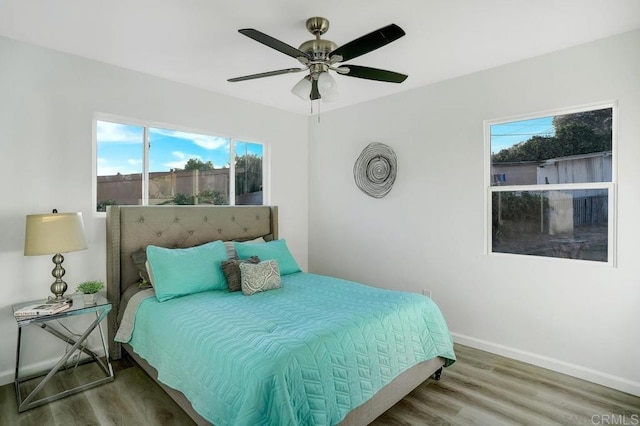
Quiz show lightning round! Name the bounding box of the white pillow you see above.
[224,237,266,260]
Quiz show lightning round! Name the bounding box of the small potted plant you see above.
[76,280,104,305]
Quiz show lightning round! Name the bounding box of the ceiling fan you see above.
[227,17,408,102]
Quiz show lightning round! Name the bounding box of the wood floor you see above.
[1,344,638,425]
[373,345,639,426]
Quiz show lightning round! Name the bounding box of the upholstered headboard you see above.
[105,205,278,359]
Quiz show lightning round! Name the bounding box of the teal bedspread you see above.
[126,273,455,425]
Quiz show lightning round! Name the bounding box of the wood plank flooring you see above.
[373,345,640,426]
[0,355,194,426]
[1,344,638,425]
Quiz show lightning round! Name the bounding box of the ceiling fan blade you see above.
[310,79,320,100]
[227,68,305,82]
[329,24,405,62]
[239,29,309,59]
[340,65,408,83]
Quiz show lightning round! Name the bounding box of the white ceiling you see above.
[2,1,639,116]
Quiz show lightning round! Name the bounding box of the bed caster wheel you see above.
[432,367,443,381]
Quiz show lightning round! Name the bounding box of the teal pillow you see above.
[146,241,228,302]
[234,239,301,275]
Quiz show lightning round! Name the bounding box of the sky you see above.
[490,116,554,154]
[97,121,262,176]
[97,116,551,175]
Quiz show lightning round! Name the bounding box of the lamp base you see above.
[48,294,73,304]
[50,253,70,301]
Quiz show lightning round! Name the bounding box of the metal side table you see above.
[12,294,114,412]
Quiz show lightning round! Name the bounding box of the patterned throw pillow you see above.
[239,260,281,296]
[221,256,260,292]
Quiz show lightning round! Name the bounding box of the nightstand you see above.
[12,294,114,412]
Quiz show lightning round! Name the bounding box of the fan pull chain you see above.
[309,100,321,123]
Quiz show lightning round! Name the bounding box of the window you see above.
[485,104,615,263]
[95,117,266,212]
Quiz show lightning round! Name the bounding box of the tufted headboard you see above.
[105,205,278,359]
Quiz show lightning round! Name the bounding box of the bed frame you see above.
[106,205,444,425]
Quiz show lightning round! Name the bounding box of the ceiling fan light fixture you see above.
[291,75,312,100]
[317,72,339,102]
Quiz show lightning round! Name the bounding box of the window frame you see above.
[483,101,617,265]
[92,113,270,216]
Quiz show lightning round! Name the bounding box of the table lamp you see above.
[24,210,88,302]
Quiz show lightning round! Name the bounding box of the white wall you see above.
[2,28,638,398]
[0,36,308,384]
[308,30,640,396]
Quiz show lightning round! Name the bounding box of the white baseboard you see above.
[0,346,106,387]
[452,332,640,397]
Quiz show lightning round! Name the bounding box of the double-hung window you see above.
[94,117,267,212]
[485,103,616,264]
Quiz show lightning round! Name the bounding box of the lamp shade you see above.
[24,212,88,256]
[291,76,312,100]
[317,72,339,102]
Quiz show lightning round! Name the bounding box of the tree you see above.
[172,193,195,205]
[492,109,612,163]
[183,158,214,171]
[554,123,610,156]
[198,189,227,205]
[235,154,262,195]
[492,135,561,163]
[97,199,117,212]
[163,190,227,206]
[553,108,612,137]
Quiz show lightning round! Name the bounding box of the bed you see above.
[106,205,455,425]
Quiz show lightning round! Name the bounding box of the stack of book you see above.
[14,301,70,318]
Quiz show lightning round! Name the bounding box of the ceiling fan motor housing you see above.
[299,17,337,63]
[299,39,337,61]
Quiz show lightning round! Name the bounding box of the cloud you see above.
[97,121,142,143]
[98,166,123,176]
[163,151,204,170]
[97,157,141,176]
[164,161,188,169]
[98,164,139,176]
[152,128,229,150]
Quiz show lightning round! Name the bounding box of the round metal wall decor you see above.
[353,142,397,198]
